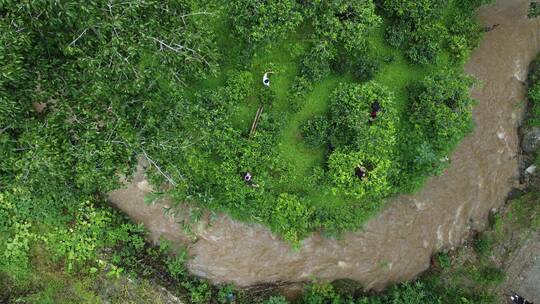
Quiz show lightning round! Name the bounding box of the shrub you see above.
[265,296,290,304]
[436,252,452,269]
[469,265,505,286]
[528,54,540,125]
[446,13,483,63]
[228,0,303,46]
[352,55,381,82]
[217,284,236,304]
[301,115,330,147]
[299,0,381,79]
[328,149,392,200]
[272,194,313,246]
[529,2,540,19]
[408,71,476,156]
[47,202,113,271]
[385,24,408,48]
[474,235,492,256]
[301,43,336,81]
[225,70,255,103]
[0,205,34,283]
[385,282,439,304]
[165,249,188,279]
[182,279,212,304]
[303,0,381,52]
[328,82,397,153]
[381,0,485,65]
[302,283,342,304]
[405,23,446,65]
[322,82,400,202]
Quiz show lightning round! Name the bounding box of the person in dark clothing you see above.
[371,101,381,117]
[369,101,381,125]
[355,165,367,180]
[510,293,534,304]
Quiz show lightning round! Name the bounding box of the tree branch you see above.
[180,11,215,25]
[0,125,10,135]
[142,149,178,187]
[68,28,88,47]
[151,37,211,67]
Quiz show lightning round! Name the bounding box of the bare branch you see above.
[68,28,88,47]
[151,37,211,67]
[180,11,215,25]
[180,11,215,19]
[0,125,10,135]
[142,149,178,186]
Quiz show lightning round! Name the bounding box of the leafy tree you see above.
[228,0,303,46]
[303,0,381,53]
[397,70,476,191]
[408,71,475,155]
[328,82,397,154]
[300,0,381,80]
[380,0,487,64]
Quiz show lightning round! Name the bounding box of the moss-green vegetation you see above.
[529,2,540,19]
[6,190,538,303]
[527,53,540,127]
[0,1,488,245]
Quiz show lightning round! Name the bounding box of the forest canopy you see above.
[0,0,488,248]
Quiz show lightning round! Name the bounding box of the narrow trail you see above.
[109,0,540,290]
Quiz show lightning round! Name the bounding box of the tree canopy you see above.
[0,0,488,248]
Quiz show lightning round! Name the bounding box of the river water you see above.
[109,0,540,290]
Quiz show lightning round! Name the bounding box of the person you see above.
[510,293,534,304]
[370,101,381,118]
[243,172,252,183]
[355,165,367,180]
[369,101,381,125]
[262,72,273,87]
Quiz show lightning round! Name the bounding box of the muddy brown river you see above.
[109,0,540,291]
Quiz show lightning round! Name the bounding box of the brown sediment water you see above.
[108,0,540,290]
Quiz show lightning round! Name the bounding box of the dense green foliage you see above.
[381,0,488,64]
[8,189,537,303]
[0,0,487,254]
[529,2,540,19]
[527,53,540,127]
[398,71,476,190]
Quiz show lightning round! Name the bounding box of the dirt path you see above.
[109,0,540,290]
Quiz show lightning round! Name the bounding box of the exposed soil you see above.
[108,0,540,291]
[503,233,540,302]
